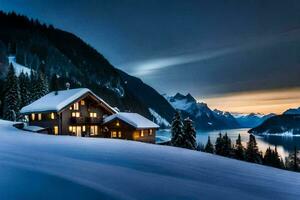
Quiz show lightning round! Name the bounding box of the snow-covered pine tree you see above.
[286,146,300,172]
[19,72,31,108]
[171,110,185,147]
[204,136,214,153]
[31,70,49,101]
[3,63,20,121]
[183,117,197,150]
[245,134,262,164]
[234,134,245,160]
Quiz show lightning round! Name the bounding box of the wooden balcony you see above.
[70,117,102,124]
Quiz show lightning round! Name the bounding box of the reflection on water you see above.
[157,128,300,159]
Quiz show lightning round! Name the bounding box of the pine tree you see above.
[171,111,185,147]
[3,63,20,121]
[215,133,224,155]
[222,133,232,157]
[286,147,300,172]
[204,136,214,153]
[234,134,245,160]
[182,117,197,150]
[31,70,49,101]
[19,72,31,108]
[263,147,273,166]
[245,134,262,164]
[50,74,59,94]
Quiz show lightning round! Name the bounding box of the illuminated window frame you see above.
[111,131,117,138]
[81,100,85,106]
[72,112,80,118]
[54,126,58,135]
[74,102,79,110]
[89,112,97,118]
[50,113,55,120]
[38,113,42,121]
[141,130,144,137]
[31,113,35,121]
[149,129,153,135]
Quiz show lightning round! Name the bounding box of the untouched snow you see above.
[8,56,31,76]
[20,88,118,114]
[103,112,159,129]
[0,120,299,200]
[149,108,170,127]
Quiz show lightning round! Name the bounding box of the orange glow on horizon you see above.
[201,87,300,114]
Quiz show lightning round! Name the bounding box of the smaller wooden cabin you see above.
[103,112,159,143]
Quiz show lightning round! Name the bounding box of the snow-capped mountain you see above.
[232,113,275,128]
[164,93,239,130]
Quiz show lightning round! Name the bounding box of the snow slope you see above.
[149,108,170,128]
[0,120,299,200]
[8,55,31,76]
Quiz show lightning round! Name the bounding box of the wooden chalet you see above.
[20,88,159,143]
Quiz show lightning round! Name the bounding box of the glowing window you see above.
[69,126,73,132]
[111,131,117,138]
[116,121,120,127]
[74,102,79,110]
[50,113,55,120]
[81,100,85,106]
[89,112,97,118]
[149,129,153,135]
[118,131,122,138]
[90,126,98,135]
[31,113,35,121]
[38,113,42,121]
[141,130,144,137]
[82,126,86,132]
[72,112,80,118]
[54,126,58,135]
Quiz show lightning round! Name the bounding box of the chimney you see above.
[66,82,70,90]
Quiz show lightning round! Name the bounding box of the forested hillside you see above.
[0,11,174,125]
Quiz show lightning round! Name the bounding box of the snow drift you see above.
[0,120,299,200]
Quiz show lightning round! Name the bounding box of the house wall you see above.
[60,94,113,135]
[103,118,156,143]
[28,112,58,134]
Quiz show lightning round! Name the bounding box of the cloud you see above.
[122,28,300,76]
[202,87,300,114]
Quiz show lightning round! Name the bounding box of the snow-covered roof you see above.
[23,125,47,132]
[103,112,159,129]
[20,88,117,114]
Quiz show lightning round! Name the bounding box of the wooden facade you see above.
[22,90,158,143]
[102,118,157,143]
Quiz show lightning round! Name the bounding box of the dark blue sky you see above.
[1,0,300,111]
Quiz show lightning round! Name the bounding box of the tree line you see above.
[1,63,50,121]
[170,111,300,173]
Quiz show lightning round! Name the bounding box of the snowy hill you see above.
[164,93,239,130]
[0,120,299,200]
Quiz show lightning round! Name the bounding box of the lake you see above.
[156,128,300,159]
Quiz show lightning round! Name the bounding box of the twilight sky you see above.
[1,0,300,114]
